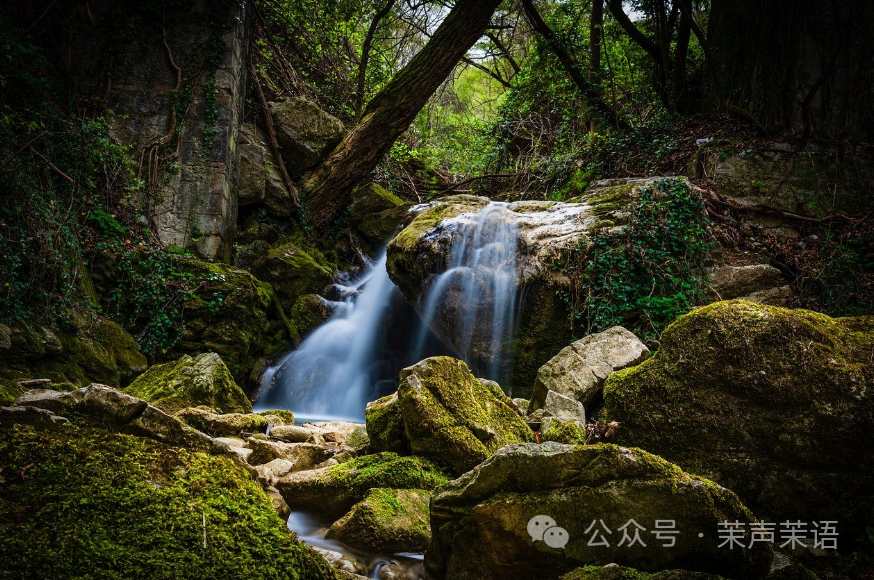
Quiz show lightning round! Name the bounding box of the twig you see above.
[28,146,75,184]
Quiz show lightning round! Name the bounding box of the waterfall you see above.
[255,253,399,422]
[411,202,520,382]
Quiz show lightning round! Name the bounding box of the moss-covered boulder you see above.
[603,300,874,534]
[289,294,334,339]
[125,353,251,414]
[251,241,334,313]
[365,392,407,454]
[175,407,269,437]
[326,487,431,553]
[0,422,334,580]
[275,452,449,520]
[0,319,147,404]
[396,357,534,475]
[562,565,725,580]
[269,96,345,173]
[427,442,772,580]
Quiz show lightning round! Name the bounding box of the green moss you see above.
[325,487,431,553]
[251,242,334,313]
[326,451,450,492]
[541,420,588,444]
[365,393,407,453]
[0,423,334,580]
[125,353,252,414]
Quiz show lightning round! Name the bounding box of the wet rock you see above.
[326,488,431,553]
[175,407,269,436]
[427,442,772,580]
[125,352,251,414]
[314,547,367,576]
[264,485,291,520]
[275,452,449,520]
[604,300,874,535]
[529,326,649,412]
[269,97,345,173]
[396,357,534,475]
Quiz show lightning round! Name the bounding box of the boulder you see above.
[540,390,586,433]
[706,264,786,302]
[289,294,334,338]
[427,442,772,580]
[125,352,251,414]
[269,424,313,443]
[251,242,334,312]
[530,327,649,412]
[275,452,449,520]
[396,357,534,475]
[269,97,345,173]
[175,406,269,436]
[365,392,407,454]
[0,405,69,425]
[603,300,874,535]
[326,488,431,553]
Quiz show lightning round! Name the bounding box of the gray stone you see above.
[269,97,345,173]
[0,405,69,425]
[237,124,267,206]
[246,437,336,469]
[706,264,784,301]
[540,391,585,434]
[269,424,313,443]
[529,327,649,412]
[176,407,269,436]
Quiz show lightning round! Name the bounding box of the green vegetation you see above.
[0,423,334,580]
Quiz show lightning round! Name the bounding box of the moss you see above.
[541,420,588,444]
[258,409,296,424]
[288,294,332,340]
[0,423,334,580]
[326,451,450,492]
[125,353,252,414]
[251,242,334,313]
[603,299,874,532]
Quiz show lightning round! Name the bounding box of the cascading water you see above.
[255,253,399,422]
[411,202,520,382]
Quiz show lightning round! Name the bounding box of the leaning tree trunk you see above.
[304,0,503,229]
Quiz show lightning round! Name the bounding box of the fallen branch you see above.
[250,62,300,208]
[434,173,516,197]
[28,146,74,184]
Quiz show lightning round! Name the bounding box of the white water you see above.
[255,253,398,422]
[411,202,520,381]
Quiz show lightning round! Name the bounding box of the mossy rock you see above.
[0,319,147,403]
[348,183,410,243]
[541,419,588,444]
[0,422,334,580]
[289,294,334,339]
[365,392,407,454]
[396,357,534,475]
[275,452,449,520]
[125,353,252,414]
[603,300,874,535]
[326,487,431,553]
[562,565,726,580]
[427,442,772,580]
[251,242,334,313]
[175,407,270,437]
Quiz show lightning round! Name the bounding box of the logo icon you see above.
[527,515,570,549]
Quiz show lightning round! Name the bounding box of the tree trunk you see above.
[304,0,502,229]
[589,0,603,136]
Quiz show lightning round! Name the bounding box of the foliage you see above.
[556,178,714,342]
[0,423,334,580]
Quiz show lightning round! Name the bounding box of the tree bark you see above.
[521,0,629,130]
[589,0,603,136]
[304,0,503,229]
[354,0,395,122]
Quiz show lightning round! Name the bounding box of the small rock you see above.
[541,390,586,434]
[270,425,313,443]
[313,547,366,576]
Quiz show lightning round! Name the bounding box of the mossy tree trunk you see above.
[303,0,503,229]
